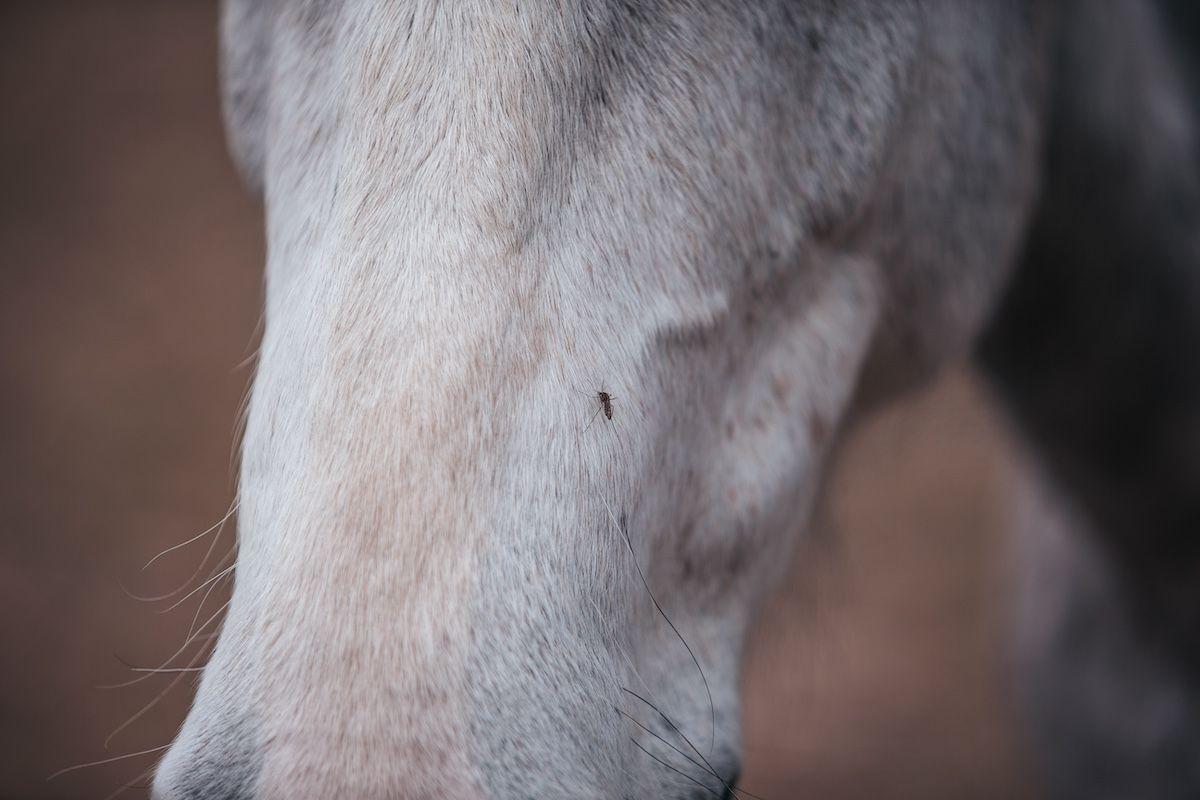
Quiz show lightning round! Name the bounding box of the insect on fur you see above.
[596,391,614,421]
[574,387,616,431]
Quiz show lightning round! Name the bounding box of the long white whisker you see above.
[47,744,171,781]
[143,501,239,570]
[233,346,260,373]
[186,571,234,641]
[160,560,235,614]
[121,520,230,604]
[104,637,216,749]
[99,600,229,691]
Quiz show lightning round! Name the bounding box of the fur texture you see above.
[151,1,1195,798]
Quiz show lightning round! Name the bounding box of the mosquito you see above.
[574,387,616,432]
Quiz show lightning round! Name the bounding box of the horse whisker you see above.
[121,525,231,604]
[621,687,764,800]
[616,706,745,799]
[628,737,722,798]
[104,637,216,749]
[185,572,233,641]
[99,600,229,690]
[160,560,235,614]
[113,654,205,675]
[143,501,239,570]
[47,744,171,781]
[600,493,716,754]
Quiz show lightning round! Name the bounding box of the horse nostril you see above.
[152,770,255,800]
[719,769,741,800]
[152,730,259,800]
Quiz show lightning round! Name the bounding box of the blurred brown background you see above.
[0,3,1040,798]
